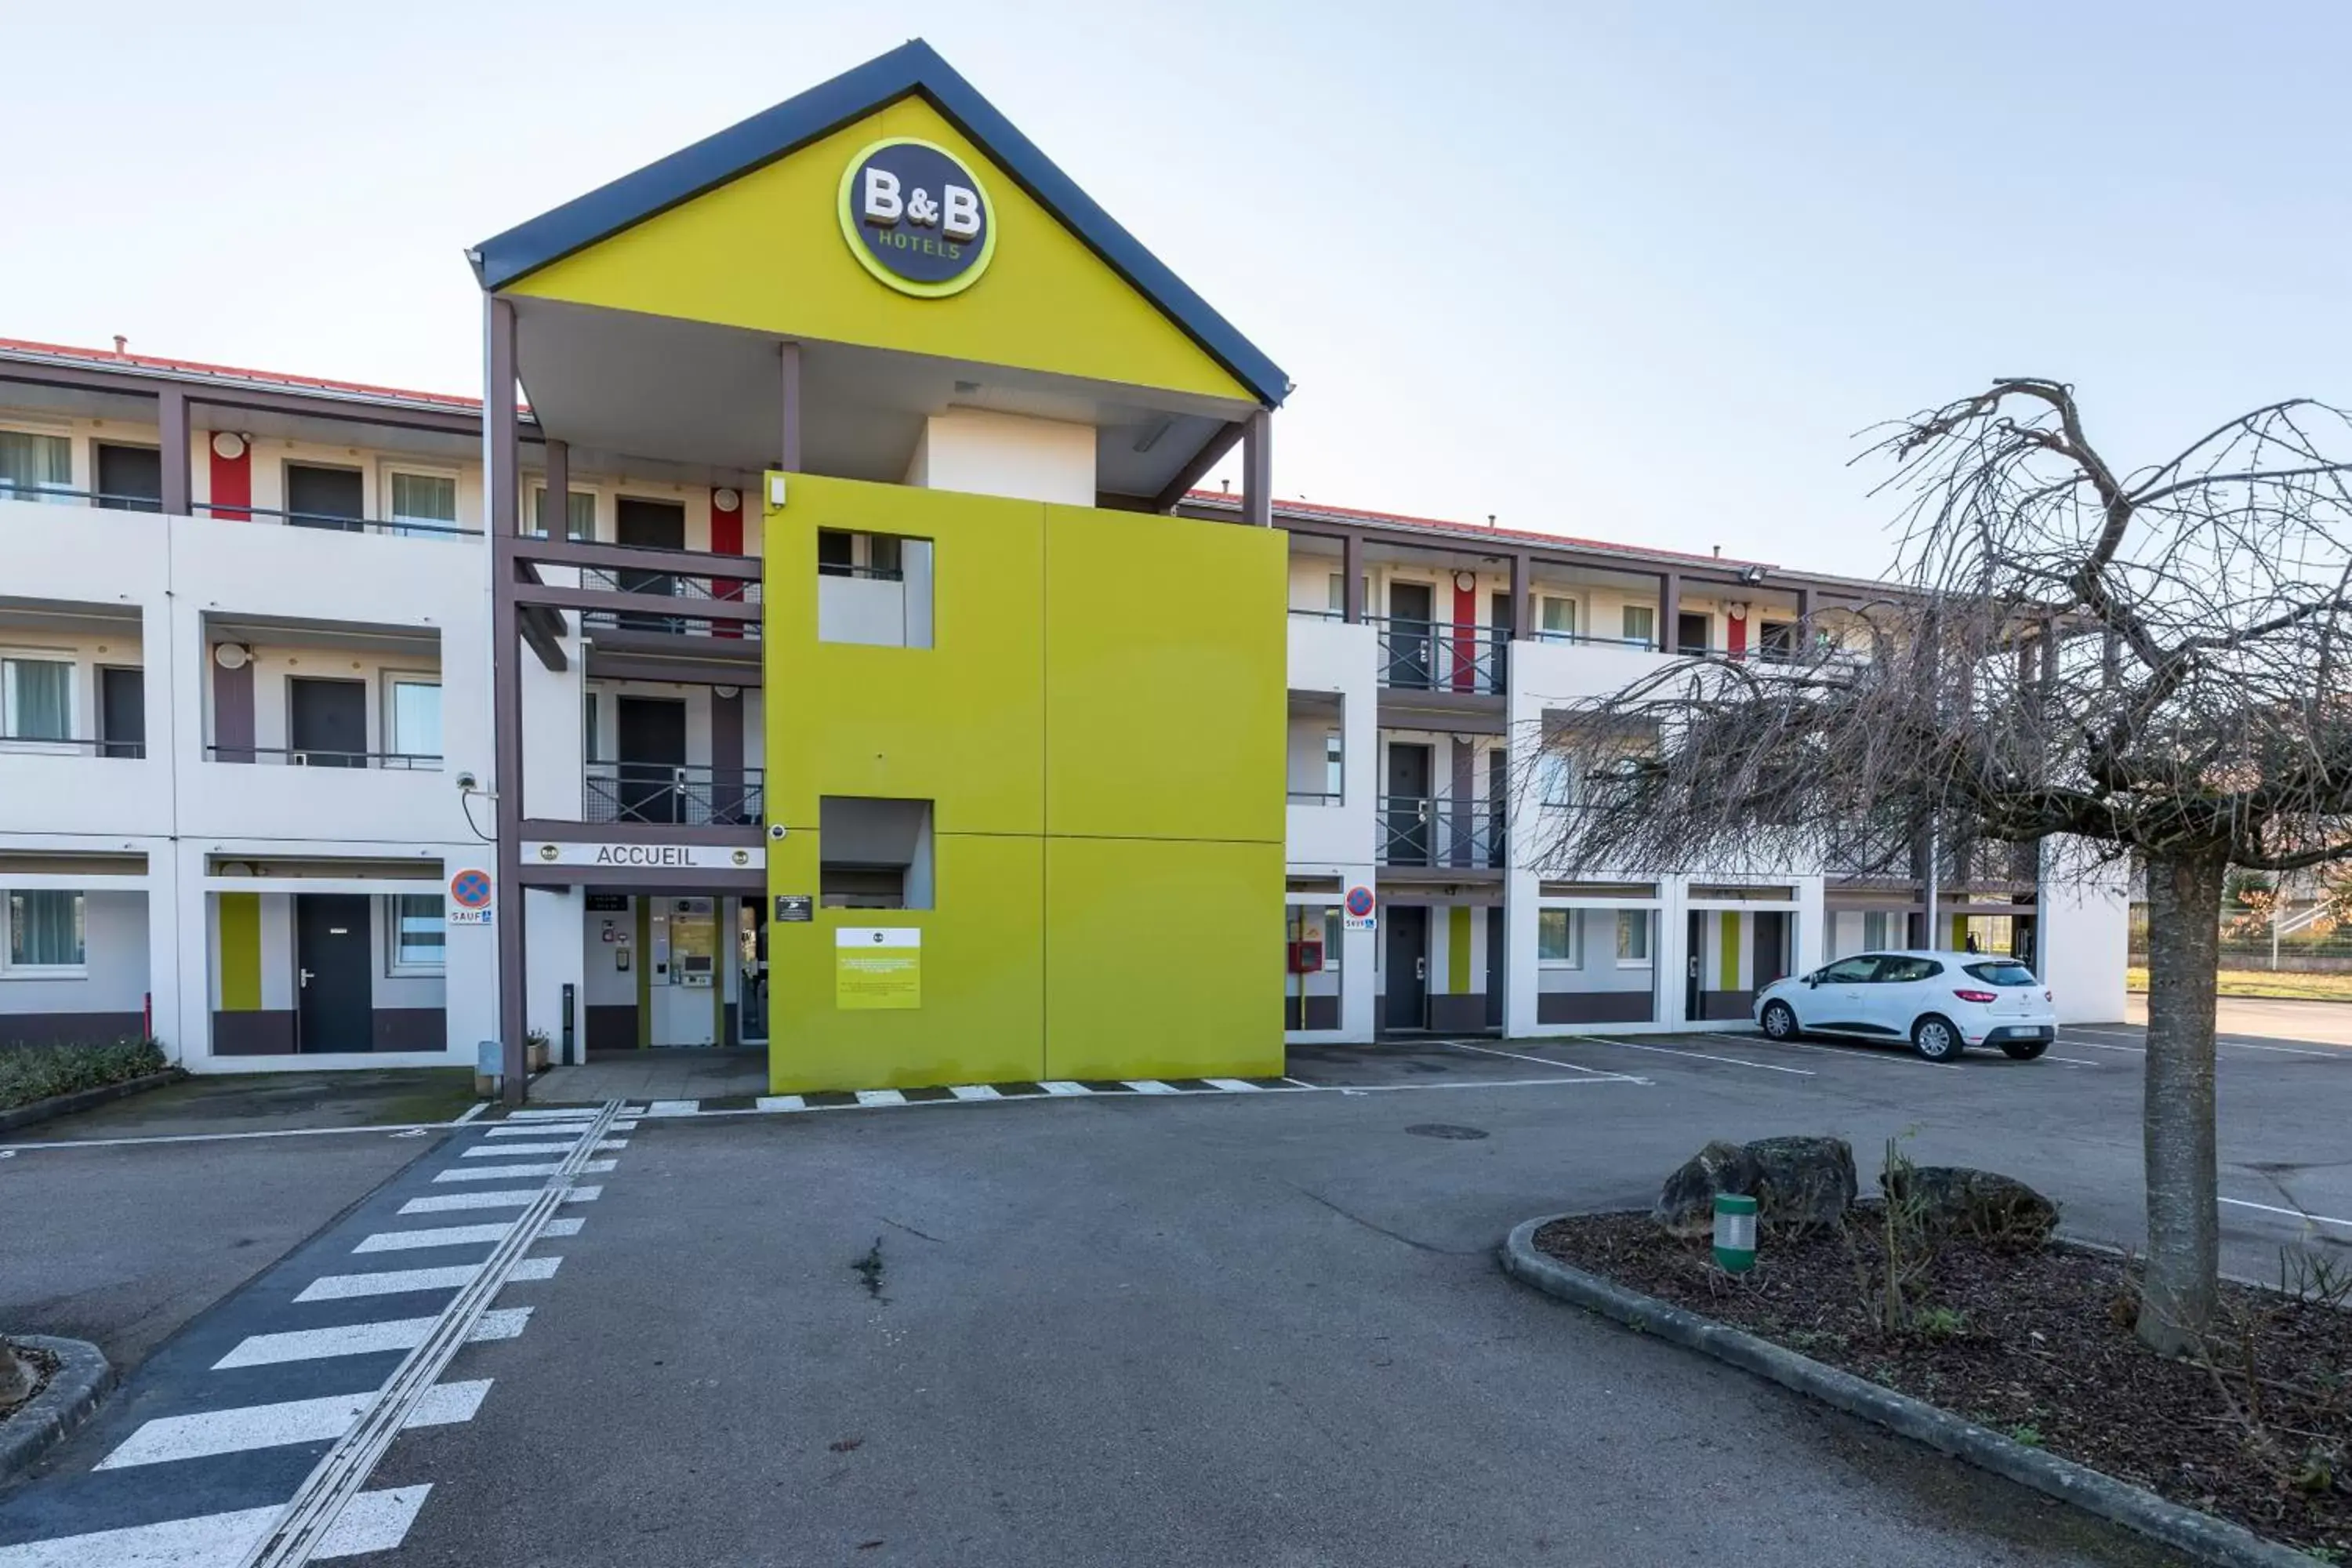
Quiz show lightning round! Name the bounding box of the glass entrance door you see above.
[738,897,769,1045]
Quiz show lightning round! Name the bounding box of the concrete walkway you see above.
[2125,993,2352,1047]
[531,1048,767,1104]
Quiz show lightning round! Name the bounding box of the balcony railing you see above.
[577,566,764,640]
[0,735,144,758]
[1371,617,1508,695]
[583,761,765,826]
[1286,788,1344,806]
[0,486,477,539]
[1530,629,1661,652]
[205,745,441,769]
[1378,795,1507,869]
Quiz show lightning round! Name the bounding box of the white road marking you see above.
[1122,1080,1181,1094]
[449,1102,489,1127]
[355,1217,583,1254]
[1439,1039,1641,1081]
[2221,1196,2352,1232]
[398,1185,598,1215]
[432,1159,615,1183]
[854,1089,906,1107]
[0,1485,429,1566]
[504,1107,599,1120]
[485,1122,604,1138]
[294,1256,560,1303]
[1703,1031,1963,1072]
[1581,1036,1815,1076]
[459,1139,625,1157]
[2065,1029,2334,1059]
[755,1094,805,1112]
[97,1381,488,1471]
[644,1100,699,1116]
[212,1308,532,1370]
[1203,1078,1265,1092]
[2049,1054,2101,1066]
[947,1084,1000,1101]
[1038,1080,1091,1095]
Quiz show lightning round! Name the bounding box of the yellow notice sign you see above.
[835,927,921,1010]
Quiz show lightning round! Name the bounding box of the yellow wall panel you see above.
[1044,837,1283,1082]
[1043,506,1286,844]
[762,475,1045,837]
[509,97,1254,406]
[217,893,260,1012]
[768,832,1045,1092]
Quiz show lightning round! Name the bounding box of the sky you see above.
[5,1,2347,576]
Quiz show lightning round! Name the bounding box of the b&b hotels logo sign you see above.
[837,138,996,298]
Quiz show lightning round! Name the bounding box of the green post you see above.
[1713,1192,1758,1273]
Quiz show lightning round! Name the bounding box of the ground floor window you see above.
[1537,908,1581,965]
[1617,909,1652,965]
[389,895,445,974]
[4,889,85,973]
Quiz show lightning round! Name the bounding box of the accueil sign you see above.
[838,137,996,298]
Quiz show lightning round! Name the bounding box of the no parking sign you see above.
[1342,884,1377,932]
[447,867,494,926]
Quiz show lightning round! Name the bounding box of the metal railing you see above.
[0,735,144,758]
[1370,617,1508,694]
[1378,795,1507,869]
[205,745,441,769]
[1530,629,1661,652]
[0,485,477,539]
[583,761,765,826]
[577,566,764,640]
[1286,788,1344,806]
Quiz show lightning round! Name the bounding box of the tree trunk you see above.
[2138,847,2227,1356]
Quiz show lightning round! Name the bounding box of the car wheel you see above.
[2001,1039,2049,1061]
[1911,1014,1963,1062]
[1760,1000,1800,1041]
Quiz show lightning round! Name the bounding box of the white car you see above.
[1752,950,2056,1062]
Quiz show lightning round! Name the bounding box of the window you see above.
[1877,956,1943,983]
[1861,911,1897,950]
[4,890,85,974]
[1963,960,2038,987]
[1759,621,1796,661]
[583,691,601,763]
[389,895,445,973]
[1538,908,1581,966]
[818,797,934,909]
[387,470,459,538]
[1621,604,1656,649]
[1818,955,1880,984]
[817,532,933,648]
[1323,909,1342,969]
[0,431,71,503]
[1324,730,1344,797]
[531,486,597,540]
[1537,751,1573,807]
[1,653,73,741]
[384,675,442,761]
[1327,573,1345,614]
[1616,909,1651,965]
[1538,596,1577,639]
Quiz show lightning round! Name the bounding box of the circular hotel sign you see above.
[838,138,996,298]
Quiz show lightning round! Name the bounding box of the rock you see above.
[1745,1135,1857,1234]
[1883,1164,2058,1248]
[1653,1140,1762,1238]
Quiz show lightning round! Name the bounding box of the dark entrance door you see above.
[615,497,687,630]
[1385,581,1433,688]
[289,677,368,767]
[616,696,688,823]
[1753,909,1790,990]
[96,443,162,512]
[296,893,372,1052]
[1383,742,1432,865]
[1484,906,1505,1029]
[1676,612,1711,655]
[287,464,365,532]
[99,666,145,758]
[1384,906,1428,1032]
[1685,909,1704,1020]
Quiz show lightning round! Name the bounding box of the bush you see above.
[0,1038,169,1112]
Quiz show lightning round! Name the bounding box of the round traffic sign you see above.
[1345,885,1375,919]
[449,869,493,909]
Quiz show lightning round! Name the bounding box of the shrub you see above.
[0,1038,169,1112]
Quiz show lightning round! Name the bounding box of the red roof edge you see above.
[0,336,481,411]
[1184,489,1775,571]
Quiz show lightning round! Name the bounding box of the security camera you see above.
[455,771,479,793]
[768,822,788,841]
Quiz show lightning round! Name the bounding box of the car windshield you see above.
[1962,961,2038,986]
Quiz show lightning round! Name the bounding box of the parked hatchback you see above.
[1753,950,2056,1062]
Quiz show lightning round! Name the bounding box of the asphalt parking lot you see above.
[2,1006,2345,1563]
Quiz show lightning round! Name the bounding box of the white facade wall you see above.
[904,408,1094,505]
[1283,616,1376,1041]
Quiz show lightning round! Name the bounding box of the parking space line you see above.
[2064,1029,2335,1059]
[1579,1036,1813,1076]
[1436,1040,1640,1082]
[1701,1031,1963,1072]
[2220,1196,2352,1232]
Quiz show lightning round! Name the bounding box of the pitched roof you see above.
[0,335,480,412]
[468,39,1289,409]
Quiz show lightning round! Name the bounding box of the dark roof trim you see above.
[470,39,1289,410]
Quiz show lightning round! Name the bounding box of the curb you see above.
[0,1336,114,1486]
[0,1071,183,1137]
[1500,1215,2318,1568]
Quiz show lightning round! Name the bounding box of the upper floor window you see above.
[1621,604,1656,650]
[387,470,459,538]
[1538,596,1577,639]
[3,889,85,975]
[817,530,933,648]
[385,674,442,760]
[532,486,597,540]
[0,431,71,504]
[1,652,73,742]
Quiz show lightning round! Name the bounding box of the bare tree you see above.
[1526,379,2352,1356]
